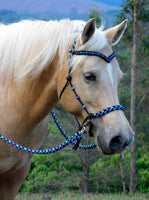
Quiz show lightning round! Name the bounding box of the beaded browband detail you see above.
[69,37,116,64]
[71,51,115,63]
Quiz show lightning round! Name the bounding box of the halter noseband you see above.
[60,37,124,145]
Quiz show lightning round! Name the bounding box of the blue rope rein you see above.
[0,105,124,154]
[0,116,84,154]
[51,110,97,150]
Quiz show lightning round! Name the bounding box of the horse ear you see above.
[81,18,96,44]
[104,19,128,45]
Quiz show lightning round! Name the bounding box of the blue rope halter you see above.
[59,36,124,149]
[0,36,124,154]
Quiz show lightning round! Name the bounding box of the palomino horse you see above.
[0,18,134,199]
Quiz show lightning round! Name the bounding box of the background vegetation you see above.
[16,192,149,200]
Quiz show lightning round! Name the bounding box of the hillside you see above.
[0,0,121,24]
[0,0,121,13]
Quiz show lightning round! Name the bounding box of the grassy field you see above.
[16,192,149,200]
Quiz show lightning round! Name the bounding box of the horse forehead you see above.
[99,42,113,56]
[83,54,115,70]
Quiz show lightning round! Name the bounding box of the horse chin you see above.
[96,136,112,155]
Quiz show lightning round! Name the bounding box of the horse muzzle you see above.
[92,119,134,155]
[96,132,134,155]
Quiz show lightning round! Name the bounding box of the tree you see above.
[80,134,89,193]
[129,0,137,194]
[116,0,149,194]
[119,153,126,193]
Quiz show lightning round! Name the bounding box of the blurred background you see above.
[0,0,121,25]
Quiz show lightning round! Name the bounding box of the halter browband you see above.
[60,36,124,127]
[71,50,116,63]
[69,37,116,65]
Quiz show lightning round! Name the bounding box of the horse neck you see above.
[4,55,60,128]
[26,56,60,124]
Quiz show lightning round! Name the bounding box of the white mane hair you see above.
[0,19,106,84]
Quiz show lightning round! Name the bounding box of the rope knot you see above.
[73,127,87,150]
[66,75,72,81]
[89,113,94,119]
[73,133,82,151]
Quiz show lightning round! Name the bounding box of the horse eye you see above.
[84,72,96,82]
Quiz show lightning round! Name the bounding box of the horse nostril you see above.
[109,136,123,150]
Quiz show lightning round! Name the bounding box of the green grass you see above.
[16,192,149,200]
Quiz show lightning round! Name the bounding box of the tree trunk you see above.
[129,0,137,195]
[81,134,89,193]
[119,153,126,194]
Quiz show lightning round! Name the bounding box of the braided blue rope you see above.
[69,37,115,64]
[51,110,97,150]
[50,105,124,149]
[69,37,77,65]
[0,104,124,154]
[72,51,115,63]
[0,130,83,154]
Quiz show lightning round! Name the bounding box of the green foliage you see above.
[137,0,149,22]
[115,46,131,119]
[89,145,149,193]
[20,151,82,193]
[89,151,131,193]
[136,145,149,193]
[117,0,149,22]
[87,6,101,27]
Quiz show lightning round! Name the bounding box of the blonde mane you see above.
[0,19,106,84]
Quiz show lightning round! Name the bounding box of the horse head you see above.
[58,19,134,155]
